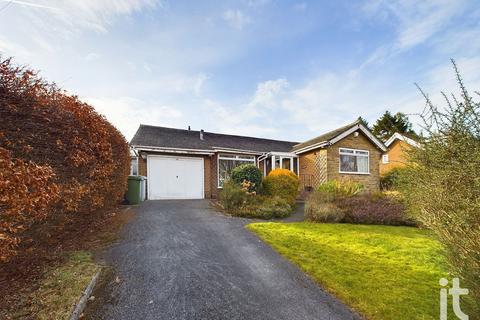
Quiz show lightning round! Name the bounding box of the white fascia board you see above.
[268,151,299,157]
[385,132,420,148]
[132,145,214,155]
[212,147,262,155]
[329,124,387,152]
[293,141,329,155]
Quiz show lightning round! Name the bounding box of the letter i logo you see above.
[439,278,449,320]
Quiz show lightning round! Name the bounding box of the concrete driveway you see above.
[85,200,359,320]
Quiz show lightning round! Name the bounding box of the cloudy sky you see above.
[1,0,479,141]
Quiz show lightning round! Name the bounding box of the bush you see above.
[305,192,344,223]
[317,179,364,198]
[219,182,293,219]
[257,196,293,218]
[231,164,262,192]
[338,193,413,226]
[0,57,130,262]
[218,180,252,214]
[380,167,407,190]
[262,169,299,205]
[401,61,480,314]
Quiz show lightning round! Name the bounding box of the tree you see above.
[400,60,480,316]
[372,111,416,140]
[356,116,370,129]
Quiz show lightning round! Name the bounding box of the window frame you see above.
[382,154,389,164]
[130,157,139,176]
[217,154,256,188]
[338,148,370,175]
[270,155,299,174]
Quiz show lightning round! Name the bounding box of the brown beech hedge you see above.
[0,57,130,262]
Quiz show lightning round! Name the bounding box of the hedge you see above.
[0,57,130,262]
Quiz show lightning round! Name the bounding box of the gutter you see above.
[131,145,215,155]
[292,141,329,155]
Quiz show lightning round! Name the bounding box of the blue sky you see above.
[1,0,479,141]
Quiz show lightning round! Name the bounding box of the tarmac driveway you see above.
[86,200,359,320]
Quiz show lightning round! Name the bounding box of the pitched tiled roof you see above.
[291,120,361,151]
[131,125,298,153]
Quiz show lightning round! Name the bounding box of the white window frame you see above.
[339,148,370,175]
[130,157,139,176]
[271,155,299,175]
[217,154,256,188]
[382,154,389,164]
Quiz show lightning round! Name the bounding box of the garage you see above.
[147,156,204,200]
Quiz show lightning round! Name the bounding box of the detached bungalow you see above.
[131,120,386,200]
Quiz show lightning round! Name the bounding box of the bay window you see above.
[218,154,256,187]
[339,148,369,174]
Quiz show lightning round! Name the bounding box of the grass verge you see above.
[247,222,449,320]
[34,251,99,320]
[1,208,134,319]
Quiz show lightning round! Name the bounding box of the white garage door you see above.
[148,156,204,200]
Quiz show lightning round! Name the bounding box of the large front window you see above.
[218,154,256,187]
[339,148,369,174]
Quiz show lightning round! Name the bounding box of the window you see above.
[130,157,138,175]
[339,148,369,174]
[218,154,255,187]
[274,156,281,169]
[382,154,389,164]
[267,154,299,175]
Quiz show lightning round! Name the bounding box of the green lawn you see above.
[247,222,449,320]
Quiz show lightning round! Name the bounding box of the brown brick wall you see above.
[380,140,412,175]
[326,131,381,192]
[204,156,212,198]
[210,153,219,199]
[138,155,147,176]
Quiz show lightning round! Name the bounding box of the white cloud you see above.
[361,0,468,65]
[0,34,31,58]
[223,9,251,30]
[4,0,158,36]
[193,73,209,96]
[293,2,307,12]
[248,78,289,109]
[87,96,182,140]
[85,52,101,61]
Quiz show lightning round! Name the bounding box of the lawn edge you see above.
[70,269,101,320]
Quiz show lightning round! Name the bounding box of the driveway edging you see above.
[70,269,101,320]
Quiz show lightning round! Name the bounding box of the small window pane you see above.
[282,158,291,170]
[130,157,138,175]
[340,155,357,172]
[239,155,255,160]
[357,156,369,172]
[340,148,354,154]
[219,154,236,159]
[356,150,369,155]
[274,156,280,169]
